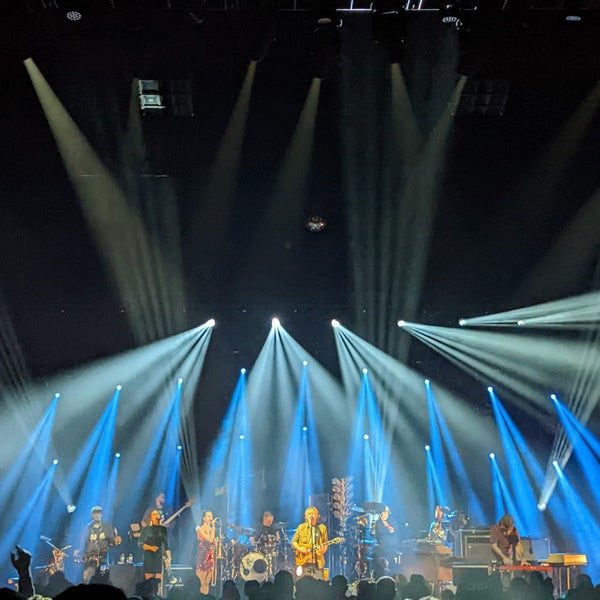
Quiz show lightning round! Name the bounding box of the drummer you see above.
[250,511,280,552]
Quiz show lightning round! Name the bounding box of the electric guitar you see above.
[162,498,195,528]
[295,537,344,568]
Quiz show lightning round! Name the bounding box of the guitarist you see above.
[141,492,173,528]
[291,506,329,580]
[77,506,121,583]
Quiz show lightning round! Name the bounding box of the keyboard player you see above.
[490,514,527,566]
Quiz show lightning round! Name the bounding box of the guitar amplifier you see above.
[456,529,493,563]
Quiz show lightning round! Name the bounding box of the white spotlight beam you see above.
[459,291,600,329]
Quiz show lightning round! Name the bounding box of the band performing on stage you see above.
[33,494,574,596]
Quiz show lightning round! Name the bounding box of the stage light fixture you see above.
[137,80,166,115]
[331,319,340,327]
[537,502,547,511]
[458,318,467,326]
[177,445,183,451]
[53,459,59,465]
[305,215,328,232]
[362,368,368,374]
[178,377,183,384]
[425,444,430,451]
[67,504,77,513]
[487,386,493,392]
[54,392,61,399]
[363,434,369,440]
[302,426,308,432]
[517,320,525,326]
[424,379,430,385]
[440,2,464,30]
[65,10,83,21]
[303,360,308,366]
[241,368,246,374]
[489,452,495,459]
[116,385,122,390]
[205,318,216,327]
[272,317,281,328]
[550,394,557,401]
[240,434,245,440]
[397,320,406,327]
[552,460,559,467]
[115,452,121,458]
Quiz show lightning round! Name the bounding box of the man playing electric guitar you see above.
[77,506,121,583]
[292,506,329,580]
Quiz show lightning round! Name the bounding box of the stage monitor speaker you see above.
[452,564,489,588]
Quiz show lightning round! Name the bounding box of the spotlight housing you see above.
[425,444,430,451]
[424,379,430,385]
[331,319,340,328]
[67,504,77,514]
[537,502,547,511]
[363,434,369,440]
[54,392,61,399]
[489,452,495,459]
[116,385,122,390]
[206,318,216,327]
[302,426,308,432]
[178,377,183,384]
[272,317,281,328]
[177,444,183,451]
[303,360,308,366]
[458,318,467,326]
[362,368,368,374]
[53,459,59,465]
[397,320,406,327]
[241,368,246,374]
[550,393,557,401]
[239,434,245,440]
[552,459,559,467]
[115,452,121,458]
[487,386,493,393]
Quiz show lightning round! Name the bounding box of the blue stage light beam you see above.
[489,455,521,527]
[425,381,451,511]
[0,461,57,574]
[0,393,60,520]
[280,362,324,525]
[201,368,253,527]
[552,461,600,582]
[425,447,444,517]
[427,386,486,524]
[488,388,546,537]
[62,388,121,550]
[550,396,600,507]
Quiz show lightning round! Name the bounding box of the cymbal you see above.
[362,502,386,513]
[275,522,289,529]
[350,505,364,512]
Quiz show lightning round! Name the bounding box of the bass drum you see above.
[240,552,268,583]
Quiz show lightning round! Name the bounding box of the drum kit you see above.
[220,522,294,583]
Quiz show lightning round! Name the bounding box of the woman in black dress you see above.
[140,509,171,581]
